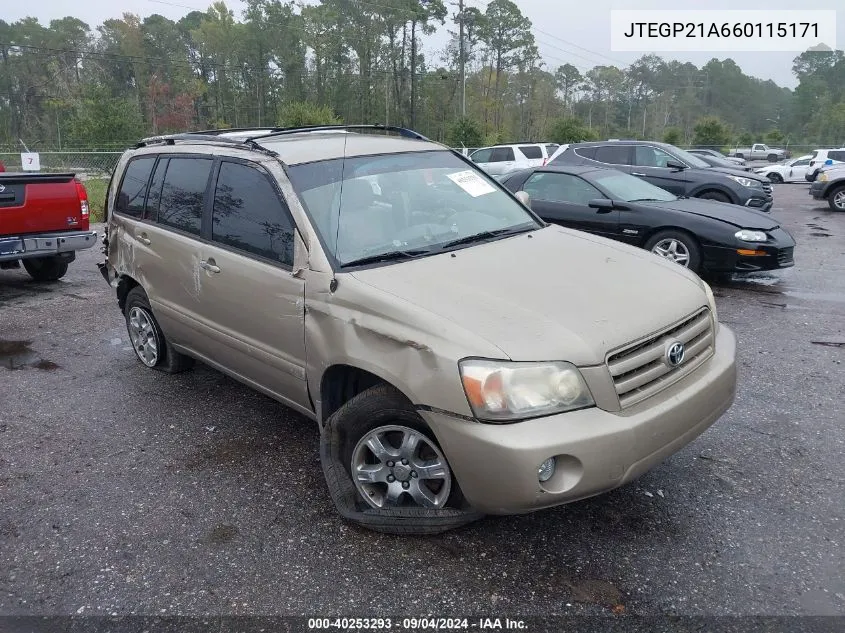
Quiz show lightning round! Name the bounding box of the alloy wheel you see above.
[127,306,159,367]
[651,238,691,267]
[351,425,451,509]
[833,190,845,211]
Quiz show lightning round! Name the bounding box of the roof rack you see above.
[188,127,280,136]
[247,124,430,142]
[134,133,279,157]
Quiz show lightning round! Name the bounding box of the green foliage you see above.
[447,117,484,148]
[764,129,785,145]
[737,132,755,146]
[662,127,683,145]
[65,85,146,147]
[277,101,341,128]
[82,178,110,222]
[547,117,593,143]
[692,117,731,148]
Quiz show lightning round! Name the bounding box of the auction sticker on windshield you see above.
[447,170,496,197]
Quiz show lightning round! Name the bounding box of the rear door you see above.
[484,147,517,175]
[522,171,619,239]
[590,145,634,174]
[197,158,308,409]
[123,155,214,345]
[517,145,545,168]
[631,144,690,195]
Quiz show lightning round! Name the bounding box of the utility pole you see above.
[459,0,465,117]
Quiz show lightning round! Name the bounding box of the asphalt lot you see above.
[1,184,843,620]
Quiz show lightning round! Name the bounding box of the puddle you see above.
[809,232,832,237]
[0,340,60,371]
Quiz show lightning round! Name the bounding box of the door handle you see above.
[137,232,151,246]
[199,260,220,274]
[632,172,646,177]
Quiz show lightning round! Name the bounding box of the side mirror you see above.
[666,161,687,171]
[588,198,615,212]
[515,190,531,209]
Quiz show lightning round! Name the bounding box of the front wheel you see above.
[644,230,702,273]
[697,190,732,204]
[22,256,68,282]
[767,173,783,184]
[829,186,845,212]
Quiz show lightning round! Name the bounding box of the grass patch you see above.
[83,178,110,222]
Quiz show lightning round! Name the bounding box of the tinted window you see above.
[212,161,295,266]
[116,157,155,218]
[144,158,167,220]
[157,158,213,235]
[490,147,515,162]
[524,172,602,205]
[573,147,597,160]
[634,145,676,168]
[470,148,493,163]
[518,145,543,159]
[545,144,559,154]
[594,145,631,165]
[793,158,810,166]
[829,151,845,161]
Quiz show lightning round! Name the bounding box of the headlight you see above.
[702,281,719,334]
[459,359,594,422]
[728,175,762,188]
[819,173,829,182]
[735,229,767,242]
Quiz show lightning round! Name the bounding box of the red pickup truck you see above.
[0,172,97,281]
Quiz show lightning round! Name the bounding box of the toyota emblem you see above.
[666,341,686,367]
[0,184,5,193]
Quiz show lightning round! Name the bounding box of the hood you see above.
[646,197,780,230]
[700,165,767,181]
[350,225,708,366]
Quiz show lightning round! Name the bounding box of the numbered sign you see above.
[21,152,41,171]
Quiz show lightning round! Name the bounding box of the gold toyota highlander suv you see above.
[99,125,737,534]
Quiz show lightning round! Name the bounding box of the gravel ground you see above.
[1,184,843,622]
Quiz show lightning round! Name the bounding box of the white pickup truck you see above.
[728,144,790,162]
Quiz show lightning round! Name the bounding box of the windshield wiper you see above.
[342,248,432,268]
[628,198,671,202]
[438,225,536,251]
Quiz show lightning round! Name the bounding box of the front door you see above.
[522,171,619,239]
[631,145,690,196]
[197,158,308,409]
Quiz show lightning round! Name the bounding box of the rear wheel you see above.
[829,186,845,212]
[767,173,783,184]
[22,256,68,282]
[644,230,702,273]
[735,153,744,160]
[124,287,194,373]
[697,190,732,204]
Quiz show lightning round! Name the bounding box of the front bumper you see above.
[421,326,737,515]
[703,227,796,273]
[0,230,97,263]
[742,183,773,211]
[809,181,827,200]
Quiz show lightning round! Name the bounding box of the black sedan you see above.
[501,165,795,275]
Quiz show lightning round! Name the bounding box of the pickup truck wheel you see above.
[767,154,779,162]
[320,383,483,534]
[697,190,732,204]
[124,287,194,373]
[735,153,744,160]
[22,256,68,282]
[829,186,845,211]
[645,230,702,273]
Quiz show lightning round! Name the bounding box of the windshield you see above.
[667,146,711,168]
[593,171,677,202]
[287,150,541,267]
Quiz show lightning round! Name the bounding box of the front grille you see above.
[607,308,715,408]
[777,247,794,266]
[762,183,773,198]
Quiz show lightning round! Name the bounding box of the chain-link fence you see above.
[0,151,122,180]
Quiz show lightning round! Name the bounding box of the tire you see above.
[767,154,779,162]
[123,287,194,373]
[735,153,744,160]
[22,256,68,282]
[767,173,783,184]
[320,383,482,535]
[644,229,702,274]
[829,185,845,212]
[697,190,732,204]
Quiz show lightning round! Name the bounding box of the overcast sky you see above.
[5,0,844,89]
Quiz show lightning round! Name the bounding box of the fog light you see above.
[538,457,555,482]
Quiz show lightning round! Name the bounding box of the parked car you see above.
[548,140,774,211]
[687,148,747,167]
[469,143,559,175]
[99,125,736,534]
[809,164,845,211]
[754,155,813,183]
[500,165,795,275]
[805,148,845,182]
[689,152,754,172]
[728,144,789,162]
[0,171,97,281]
[0,159,5,171]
